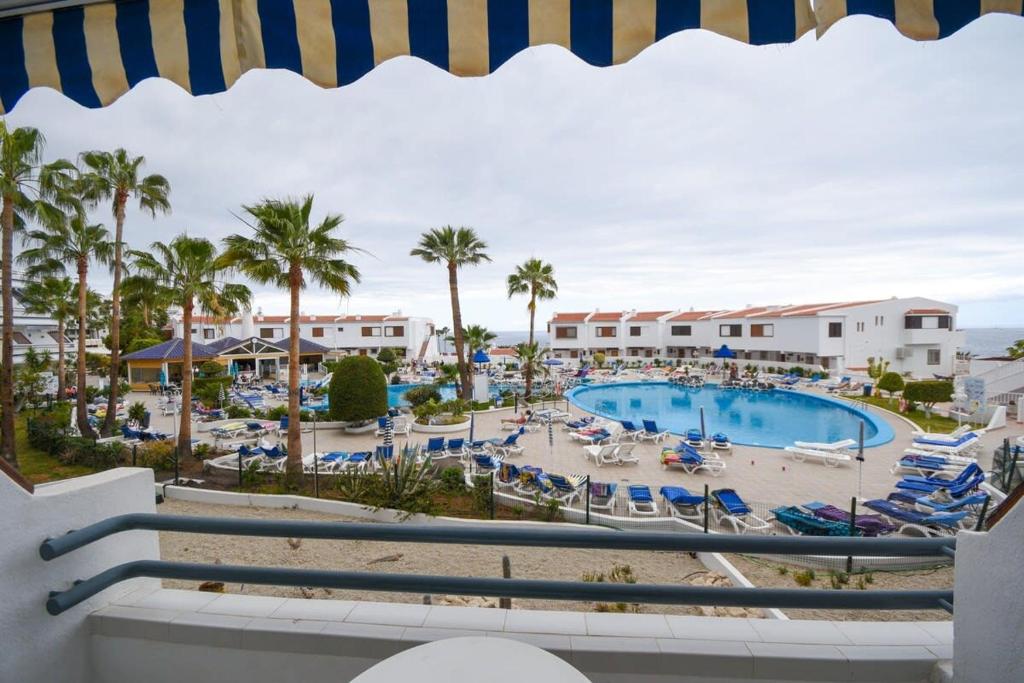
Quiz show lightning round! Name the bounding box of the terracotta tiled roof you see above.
[551,312,589,323]
[334,315,388,323]
[589,312,624,322]
[489,347,517,356]
[668,310,720,322]
[710,307,773,320]
[906,308,950,315]
[253,315,288,324]
[626,311,672,322]
[192,315,239,324]
[746,301,884,318]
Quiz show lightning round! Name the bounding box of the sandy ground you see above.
[158,499,720,616]
[726,554,953,622]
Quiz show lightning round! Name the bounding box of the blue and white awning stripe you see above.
[816,0,1024,40]
[0,0,1021,113]
[0,0,818,112]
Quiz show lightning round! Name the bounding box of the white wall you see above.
[0,468,159,683]
[952,497,1024,682]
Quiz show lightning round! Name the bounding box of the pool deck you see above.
[135,389,1023,510]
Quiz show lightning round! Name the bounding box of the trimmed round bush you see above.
[877,372,905,396]
[403,384,442,408]
[329,355,388,422]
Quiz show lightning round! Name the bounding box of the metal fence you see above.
[990,438,1023,495]
[41,513,955,617]
[467,462,966,572]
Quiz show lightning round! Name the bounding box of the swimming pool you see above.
[567,382,893,448]
[387,383,506,407]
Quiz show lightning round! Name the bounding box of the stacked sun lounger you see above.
[862,498,968,537]
[783,439,853,467]
[772,506,856,536]
[801,501,895,537]
[659,443,726,476]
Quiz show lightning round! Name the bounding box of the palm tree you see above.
[515,341,550,393]
[121,272,172,328]
[80,149,171,437]
[507,258,557,397]
[132,236,250,457]
[0,122,75,465]
[20,276,76,399]
[410,226,490,399]
[460,324,498,357]
[19,212,113,438]
[219,195,360,474]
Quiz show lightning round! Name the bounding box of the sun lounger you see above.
[784,446,852,467]
[891,453,971,477]
[772,506,855,536]
[792,438,856,451]
[564,416,595,431]
[886,490,988,515]
[627,485,659,516]
[614,442,639,465]
[588,482,618,513]
[545,473,586,504]
[494,463,521,490]
[685,429,705,449]
[583,443,618,466]
[487,429,525,458]
[473,453,503,474]
[910,424,972,440]
[710,432,732,453]
[423,437,447,459]
[660,443,726,476]
[660,486,705,522]
[912,432,981,455]
[637,419,669,444]
[619,420,643,441]
[801,501,895,537]
[445,438,466,460]
[895,463,985,496]
[862,499,968,537]
[711,488,770,534]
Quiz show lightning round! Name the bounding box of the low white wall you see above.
[0,468,160,683]
[953,496,1024,682]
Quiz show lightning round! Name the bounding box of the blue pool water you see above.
[387,383,459,407]
[567,382,893,449]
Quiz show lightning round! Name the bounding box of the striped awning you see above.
[0,1,1020,113]
[817,0,1024,40]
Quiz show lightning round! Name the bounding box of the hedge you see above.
[329,355,388,422]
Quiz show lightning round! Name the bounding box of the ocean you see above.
[489,328,1023,358]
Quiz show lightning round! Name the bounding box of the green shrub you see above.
[27,405,72,455]
[199,360,226,377]
[471,475,493,514]
[135,441,177,471]
[903,381,953,414]
[193,443,213,460]
[877,372,905,397]
[264,404,288,421]
[193,376,233,407]
[225,404,252,419]
[127,401,148,423]
[403,384,442,408]
[439,466,466,493]
[790,366,806,377]
[59,438,126,470]
[793,569,815,587]
[328,355,388,422]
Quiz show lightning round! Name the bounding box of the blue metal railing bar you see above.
[44,559,954,616]
[39,514,956,561]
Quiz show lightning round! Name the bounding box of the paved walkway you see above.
[132,389,1023,510]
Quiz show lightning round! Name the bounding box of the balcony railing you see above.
[42,514,955,616]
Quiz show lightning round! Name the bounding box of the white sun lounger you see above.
[583,443,618,466]
[791,438,856,451]
[784,447,852,467]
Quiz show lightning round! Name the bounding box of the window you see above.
[259,328,276,339]
[311,327,324,338]
[670,325,691,336]
[554,326,577,339]
[927,349,941,365]
[719,324,741,337]
[384,325,404,337]
[938,315,952,330]
[361,327,380,337]
[336,327,344,332]
[874,315,885,327]
[596,326,617,338]
[759,351,768,360]
[203,329,215,339]
[856,321,865,332]
[828,322,842,338]
[629,326,642,337]
[904,316,922,329]
[190,327,198,334]
[607,348,619,357]
[750,324,774,338]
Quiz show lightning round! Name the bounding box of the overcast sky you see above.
[7,15,1024,330]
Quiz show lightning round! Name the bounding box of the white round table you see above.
[351,636,591,683]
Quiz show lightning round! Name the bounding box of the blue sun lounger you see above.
[711,488,770,534]
[863,499,967,537]
[660,486,704,521]
[895,463,985,496]
[627,485,658,516]
[771,506,855,537]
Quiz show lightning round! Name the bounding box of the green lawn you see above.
[847,395,965,434]
[14,415,93,484]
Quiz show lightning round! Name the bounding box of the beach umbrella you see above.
[158,369,167,388]
[699,406,706,440]
[472,349,491,364]
[218,383,226,410]
[383,414,394,448]
[856,421,865,500]
[543,358,564,366]
[547,413,554,456]
[712,345,737,359]
[469,412,475,442]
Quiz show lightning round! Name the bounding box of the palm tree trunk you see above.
[525,291,537,398]
[102,196,127,436]
[57,319,66,399]
[0,194,15,466]
[75,258,94,439]
[179,299,193,457]
[448,262,471,399]
[286,263,302,473]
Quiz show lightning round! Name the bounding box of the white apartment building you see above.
[548,297,965,378]
[3,274,106,364]
[172,308,440,362]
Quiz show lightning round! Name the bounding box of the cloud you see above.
[7,15,1024,328]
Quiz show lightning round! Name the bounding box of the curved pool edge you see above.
[565,381,896,450]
